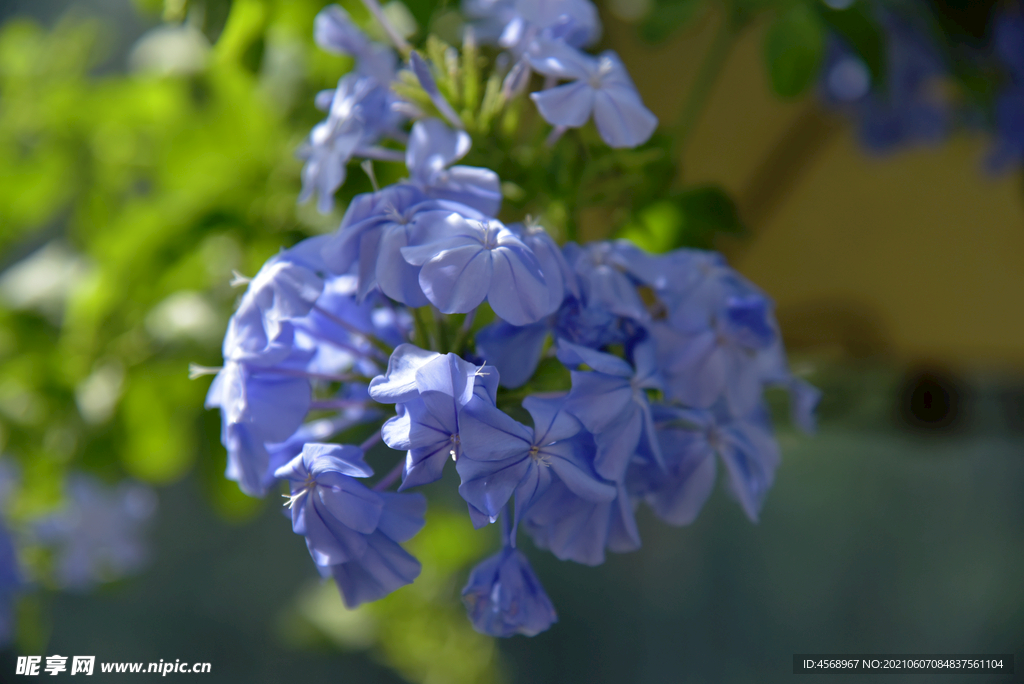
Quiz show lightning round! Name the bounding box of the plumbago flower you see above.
[199,0,818,638]
[527,39,659,148]
[819,8,948,154]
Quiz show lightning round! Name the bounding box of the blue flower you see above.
[207,241,397,496]
[219,240,327,367]
[553,294,633,349]
[562,240,657,322]
[462,546,557,637]
[314,4,397,86]
[322,184,484,306]
[369,343,445,403]
[473,319,550,389]
[264,396,381,493]
[299,75,395,214]
[34,475,156,591]
[627,406,716,526]
[635,402,781,522]
[498,0,601,52]
[457,394,615,530]
[527,41,657,148]
[401,216,560,326]
[559,339,663,481]
[510,221,577,311]
[820,13,948,153]
[276,444,427,608]
[327,492,426,608]
[649,278,781,417]
[523,477,639,565]
[373,347,499,488]
[276,443,382,566]
[406,119,502,216]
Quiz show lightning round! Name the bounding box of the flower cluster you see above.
[203,2,818,637]
[820,6,948,153]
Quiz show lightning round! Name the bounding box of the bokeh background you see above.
[0,0,1022,682]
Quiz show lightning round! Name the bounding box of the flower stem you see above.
[373,458,405,491]
[310,399,370,411]
[411,306,434,349]
[360,0,411,56]
[433,307,450,352]
[314,304,394,356]
[360,430,383,452]
[672,9,736,159]
[449,309,476,355]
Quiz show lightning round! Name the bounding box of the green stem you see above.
[434,308,450,353]
[672,8,737,159]
[411,307,432,349]
[449,309,476,355]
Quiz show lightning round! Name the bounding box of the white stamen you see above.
[188,363,222,379]
[361,159,380,192]
[229,271,251,288]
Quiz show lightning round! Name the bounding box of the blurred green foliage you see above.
[0,0,348,519]
[764,2,825,98]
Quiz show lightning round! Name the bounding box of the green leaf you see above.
[638,0,707,43]
[617,201,683,253]
[618,185,746,251]
[120,364,199,483]
[764,3,825,98]
[675,184,746,249]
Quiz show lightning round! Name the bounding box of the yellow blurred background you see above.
[611,8,1024,374]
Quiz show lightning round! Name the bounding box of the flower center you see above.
[480,223,501,250]
[589,58,613,89]
[707,426,723,452]
[528,445,551,466]
[384,202,413,226]
[282,473,316,509]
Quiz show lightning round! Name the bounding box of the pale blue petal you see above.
[369,344,441,404]
[376,222,430,307]
[418,244,493,313]
[414,353,478,406]
[406,118,471,180]
[457,455,531,517]
[592,87,658,148]
[381,409,413,450]
[316,479,383,534]
[526,39,594,80]
[531,81,595,127]
[376,492,427,542]
[522,394,581,444]
[303,443,374,478]
[474,321,549,389]
[556,338,633,376]
[546,441,616,502]
[488,246,551,325]
[459,403,533,461]
[427,165,503,217]
[593,406,642,481]
[331,531,421,608]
